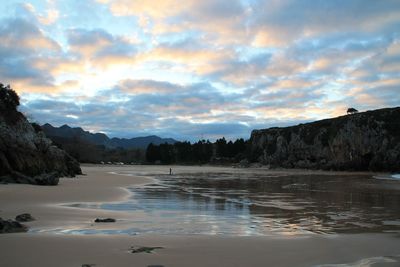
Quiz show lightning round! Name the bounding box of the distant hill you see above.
[41,123,177,150]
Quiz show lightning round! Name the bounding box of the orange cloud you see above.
[97,0,192,18]
[266,54,307,77]
[38,9,59,25]
[9,77,81,95]
[2,29,60,53]
[252,27,292,47]
[141,45,232,76]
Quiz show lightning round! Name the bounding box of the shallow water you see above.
[49,170,400,236]
[314,255,400,267]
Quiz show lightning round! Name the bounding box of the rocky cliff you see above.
[0,84,81,185]
[249,107,400,171]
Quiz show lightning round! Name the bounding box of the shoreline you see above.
[1,230,400,267]
[1,165,400,267]
[0,165,154,231]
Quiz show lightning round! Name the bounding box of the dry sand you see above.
[0,165,399,267]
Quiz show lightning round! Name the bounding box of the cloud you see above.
[20,80,237,139]
[2,0,400,141]
[117,79,184,94]
[98,0,249,44]
[141,38,233,77]
[0,17,62,92]
[97,0,190,18]
[21,87,322,141]
[15,1,60,25]
[0,18,60,54]
[250,0,400,46]
[0,21,141,93]
[66,28,138,66]
[97,0,400,48]
[38,8,59,25]
[20,78,331,141]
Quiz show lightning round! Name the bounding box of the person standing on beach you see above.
[169,168,172,175]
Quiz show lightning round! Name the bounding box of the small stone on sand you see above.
[15,213,35,222]
[130,246,163,254]
[94,218,116,223]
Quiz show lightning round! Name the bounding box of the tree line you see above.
[48,135,145,164]
[146,138,249,164]
[47,134,249,165]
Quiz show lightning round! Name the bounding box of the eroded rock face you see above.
[0,96,81,185]
[249,107,400,171]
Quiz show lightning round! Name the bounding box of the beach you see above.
[1,165,399,267]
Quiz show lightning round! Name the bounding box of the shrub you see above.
[347,107,358,115]
[0,83,20,111]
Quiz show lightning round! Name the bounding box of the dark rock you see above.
[238,159,250,168]
[0,84,82,185]
[33,172,59,186]
[15,213,35,222]
[130,246,163,254]
[0,218,28,233]
[94,218,116,223]
[249,107,400,172]
[1,171,60,186]
[81,264,96,267]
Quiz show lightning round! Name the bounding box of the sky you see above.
[0,0,399,141]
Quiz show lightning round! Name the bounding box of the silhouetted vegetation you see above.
[47,133,248,165]
[347,107,358,115]
[31,122,42,133]
[49,135,145,164]
[145,138,248,164]
[0,83,23,124]
[0,83,20,110]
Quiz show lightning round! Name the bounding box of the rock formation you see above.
[15,213,35,222]
[0,84,81,185]
[249,107,400,171]
[94,218,116,223]
[0,218,28,233]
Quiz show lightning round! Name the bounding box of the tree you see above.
[146,143,160,163]
[0,83,20,111]
[159,143,173,164]
[192,140,213,163]
[145,137,249,165]
[233,138,247,160]
[174,141,193,162]
[347,107,358,115]
[215,137,227,157]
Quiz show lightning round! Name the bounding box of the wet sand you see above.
[0,165,399,267]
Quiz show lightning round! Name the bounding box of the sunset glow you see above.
[1,0,399,140]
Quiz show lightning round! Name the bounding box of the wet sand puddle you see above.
[35,171,400,236]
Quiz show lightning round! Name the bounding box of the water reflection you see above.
[66,172,400,236]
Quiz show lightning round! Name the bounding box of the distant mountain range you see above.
[41,123,177,149]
